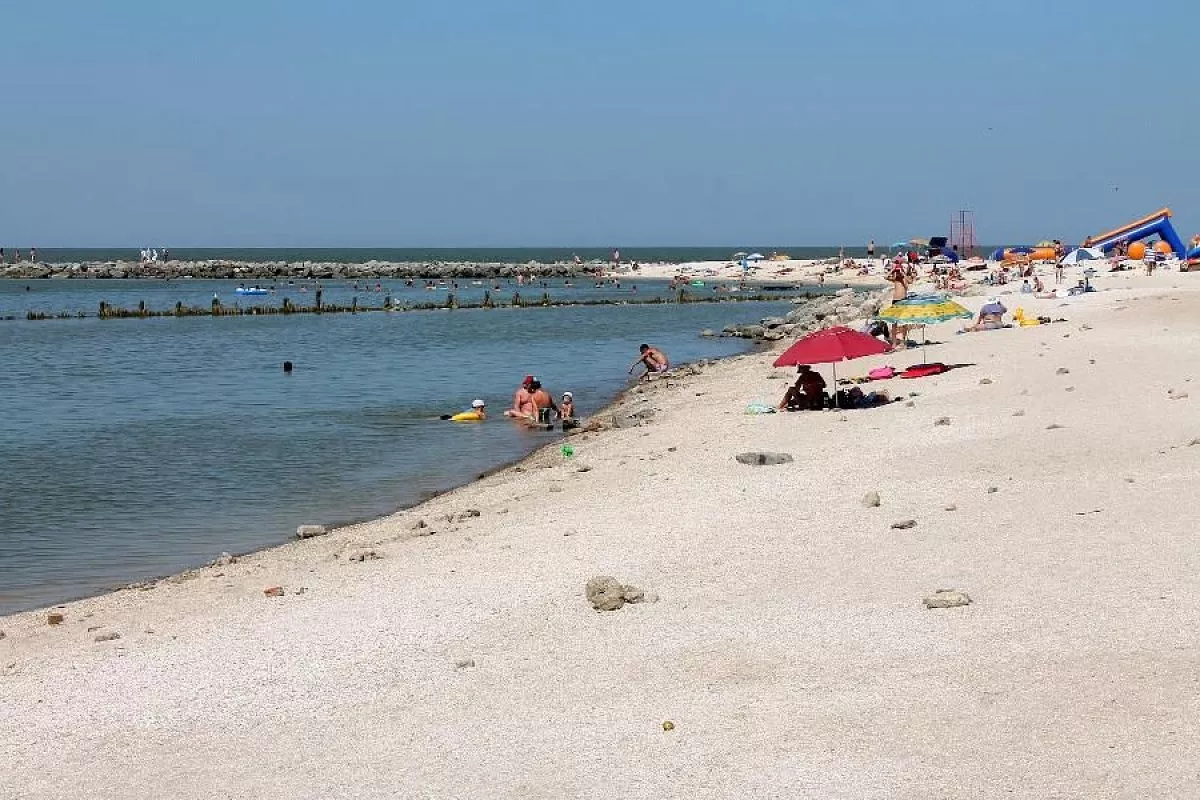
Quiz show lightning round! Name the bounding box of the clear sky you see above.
[2,0,1197,246]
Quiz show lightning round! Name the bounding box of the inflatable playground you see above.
[992,208,1200,271]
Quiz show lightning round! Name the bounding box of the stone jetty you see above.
[1,259,590,281]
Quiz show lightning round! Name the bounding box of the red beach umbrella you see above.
[773,326,890,408]
[773,325,890,367]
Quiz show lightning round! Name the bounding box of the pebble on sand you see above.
[1056,367,1070,375]
[923,589,972,609]
[862,491,881,508]
[891,519,917,530]
[347,549,380,562]
[662,721,676,731]
[263,586,285,597]
[47,613,64,626]
[735,452,793,466]
[454,657,476,669]
[585,576,647,611]
[93,632,121,643]
[934,417,952,426]
[1046,423,1065,430]
[295,524,328,539]
[979,378,993,385]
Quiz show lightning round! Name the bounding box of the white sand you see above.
[614,256,893,288]
[3,262,1200,798]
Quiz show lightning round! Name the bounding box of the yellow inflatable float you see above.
[442,399,487,422]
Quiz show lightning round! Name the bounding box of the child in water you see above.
[560,391,579,430]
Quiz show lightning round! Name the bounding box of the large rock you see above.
[735,452,794,466]
[586,576,627,611]
[296,524,328,539]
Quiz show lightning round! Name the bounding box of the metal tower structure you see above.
[949,210,977,257]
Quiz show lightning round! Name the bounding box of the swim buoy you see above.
[449,411,484,422]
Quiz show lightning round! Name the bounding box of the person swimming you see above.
[442,398,487,422]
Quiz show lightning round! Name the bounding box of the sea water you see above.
[0,290,796,613]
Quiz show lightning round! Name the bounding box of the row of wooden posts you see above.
[14,288,808,321]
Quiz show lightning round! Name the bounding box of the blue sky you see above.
[1,0,1197,246]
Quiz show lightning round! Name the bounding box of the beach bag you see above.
[868,366,895,380]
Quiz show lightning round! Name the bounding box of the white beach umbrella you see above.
[746,253,766,261]
[1060,247,1104,265]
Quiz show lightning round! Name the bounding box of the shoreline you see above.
[6,264,1200,795]
[0,343,757,619]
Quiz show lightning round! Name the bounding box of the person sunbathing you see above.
[963,309,1007,331]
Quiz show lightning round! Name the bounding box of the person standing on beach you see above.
[867,239,876,261]
[886,267,910,347]
[29,247,37,263]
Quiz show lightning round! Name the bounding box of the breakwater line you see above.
[13,290,823,322]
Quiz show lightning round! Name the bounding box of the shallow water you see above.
[0,295,793,614]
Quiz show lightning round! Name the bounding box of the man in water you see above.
[629,344,669,380]
[528,379,558,424]
[504,375,536,419]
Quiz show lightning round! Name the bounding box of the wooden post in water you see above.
[351,296,357,314]
[99,301,107,319]
[482,290,492,308]
[175,301,183,317]
[138,300,147,318]
[211,297,220,316]
[512,292,522,308]
[315,289,323,312]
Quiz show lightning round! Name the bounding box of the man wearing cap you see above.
[505,375,536,420]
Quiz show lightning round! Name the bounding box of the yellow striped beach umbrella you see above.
[875,293,973,360]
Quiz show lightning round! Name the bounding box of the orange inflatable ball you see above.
[1128,241,1147,260]
[1154,240,1173,255]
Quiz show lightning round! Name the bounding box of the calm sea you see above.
[0,281,804,614]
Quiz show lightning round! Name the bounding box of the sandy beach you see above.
[3,261,1200,798]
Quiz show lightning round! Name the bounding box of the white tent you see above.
[1060,247,1104,265]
